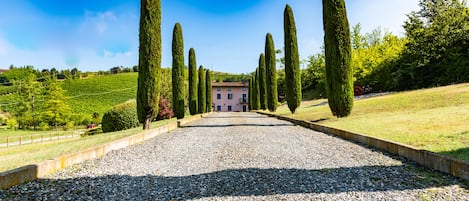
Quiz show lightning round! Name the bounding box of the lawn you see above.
[271,83,469,161]
[0,118,176,172]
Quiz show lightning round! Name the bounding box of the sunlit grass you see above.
[0,119,175,172]
[270,83,469,161]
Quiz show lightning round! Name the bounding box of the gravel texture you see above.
[1,112,468,200]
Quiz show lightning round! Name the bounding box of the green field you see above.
[271,83,469,161]
[0,119,175,172]
[63,73,138,116]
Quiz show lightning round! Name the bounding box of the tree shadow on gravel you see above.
[3,166,465,200]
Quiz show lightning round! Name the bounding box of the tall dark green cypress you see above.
[248,77,253,110]
[265,33,278,112]
[258,54,267,110]
[198,66,206,113]
[171,23,185,119]
[322,0,353,117]
[284,4,302,113]
[137,0,161,130]
[205,69,212,112]
[252,68,261,110]
[188,48,198,115]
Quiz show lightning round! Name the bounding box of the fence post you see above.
[41,134,43,143]
[6,136,8,148]
[31,134,33,144]
[19,136,22,146]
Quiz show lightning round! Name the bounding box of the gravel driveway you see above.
[1,112,467,200]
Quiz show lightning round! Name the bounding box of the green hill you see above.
[63,73,138,117]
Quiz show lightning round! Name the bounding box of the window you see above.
[227,94,233,99]
[228,105,232,111]
[227,87,232,91]
[216,94,221,99]
[216,87,221,91]
[242,87,246,91]
[217,105,221,111]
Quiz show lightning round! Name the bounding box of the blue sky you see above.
[0,0,420,73]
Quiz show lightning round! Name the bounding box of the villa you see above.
[211,82,249,112]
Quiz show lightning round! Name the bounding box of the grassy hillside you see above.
[272,83,469,161]
[63,73,138,116]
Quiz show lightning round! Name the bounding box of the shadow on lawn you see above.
[439,147,469,162]
[3,166,465,200]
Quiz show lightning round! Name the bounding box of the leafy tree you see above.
[137,0,161,129]
[10,74,43,129]
[302,53,326,94]
[265,33,278,112]
[70,68,81,79]
[110,66,122,74]
[171,23,185,119]
[198,66,206,113]
[3,66,37,82]
[188,48,198,115]
[395,0,469,89]
[258,53,267,110]
[206,69,212,112]
[284,4,301,113]
[41,78,71,130]
[322,0,353,117]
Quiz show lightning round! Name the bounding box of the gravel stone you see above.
[1,112,468,200]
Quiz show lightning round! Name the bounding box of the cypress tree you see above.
[265,33,278,112]
[248,78,253,111]
[137,0,161,130]
[205,69,212,112]
[198,66,206,113]
[252,68,261,110]
[284,4,302,113]
[171,23,185,119]
[258,53,267,110]
[188,48,198,115]
[322,0,353,117]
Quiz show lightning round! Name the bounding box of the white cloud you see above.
[81,11,118,35]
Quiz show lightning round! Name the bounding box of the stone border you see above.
[0,113,211,190]
[257,111,469,180]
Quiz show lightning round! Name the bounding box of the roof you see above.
[0,69,8,73]
[212,82,249,87]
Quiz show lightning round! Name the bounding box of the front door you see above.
[243,105,247,112]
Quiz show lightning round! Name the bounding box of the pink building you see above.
[211,82,249,112]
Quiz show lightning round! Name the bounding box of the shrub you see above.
[39,122,49,131]
[156,96,174,120]
[6,118,17,129]
[101,100,140,133]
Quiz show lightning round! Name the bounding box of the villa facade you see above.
[211,82,249,112]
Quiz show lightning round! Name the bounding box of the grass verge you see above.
[0,119,175,172]
[271,83,469,161]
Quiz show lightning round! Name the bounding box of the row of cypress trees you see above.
[137,0,353,128]
[174,26,212,119]
[188,49,211,115]
[137,0,211,130]
[250,2,353,118]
